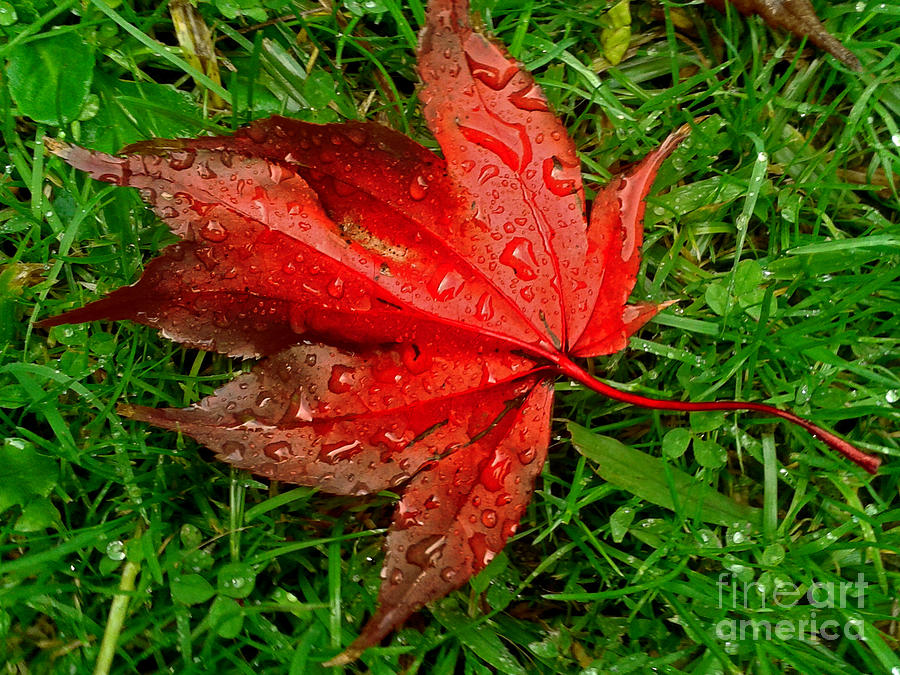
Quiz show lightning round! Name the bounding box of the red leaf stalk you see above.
[556,356,880,474]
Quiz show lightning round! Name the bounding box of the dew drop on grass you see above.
[727,522,754,546]
[0,3,16,27]
[106,540,126,561]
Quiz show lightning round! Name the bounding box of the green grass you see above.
[1,0,899,673]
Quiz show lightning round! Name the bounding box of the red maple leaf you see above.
[41,0,879,663]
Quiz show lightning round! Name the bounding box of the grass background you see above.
[1,0,899,672]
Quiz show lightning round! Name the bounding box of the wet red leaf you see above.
[42,0,878,663]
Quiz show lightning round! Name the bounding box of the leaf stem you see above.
[556,358,881,474]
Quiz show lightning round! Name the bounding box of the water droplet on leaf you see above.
[499,237,538,281]
[406,534,445,569]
